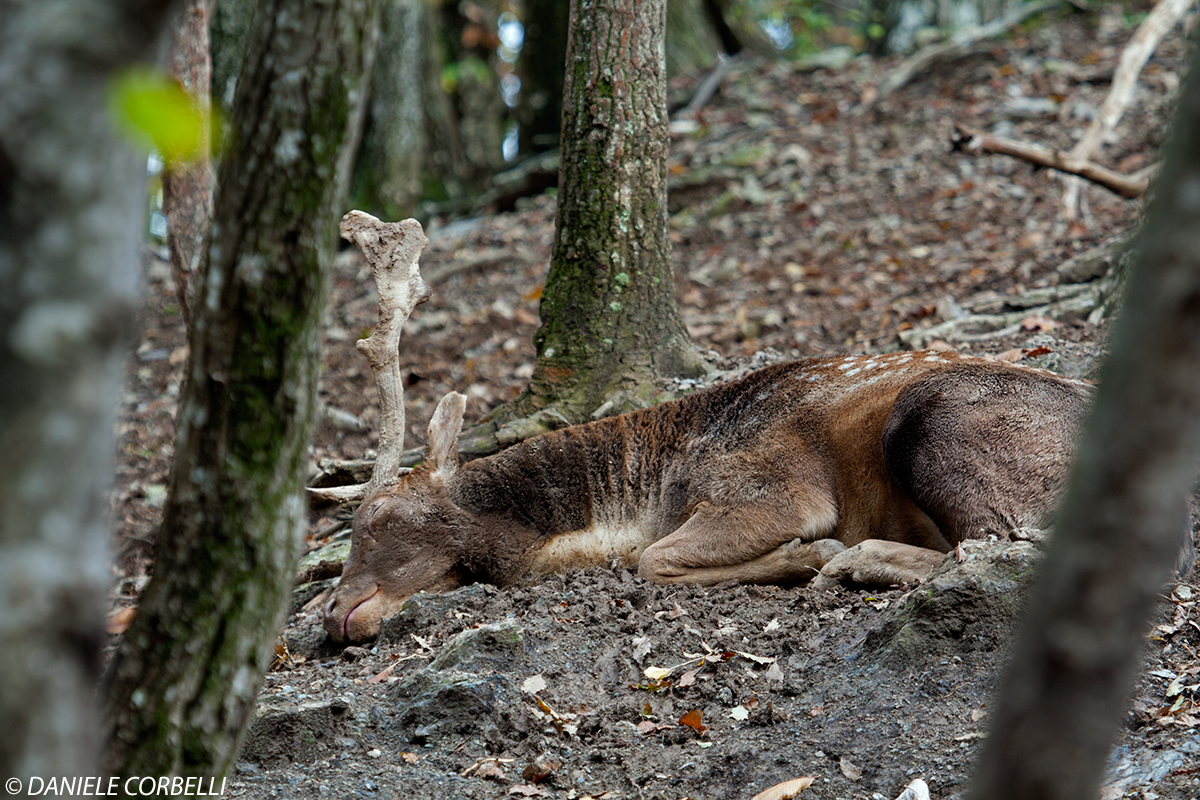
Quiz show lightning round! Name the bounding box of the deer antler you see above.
[309,211,431,504]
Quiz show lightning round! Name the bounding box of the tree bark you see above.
[0,0,173,785]
[968,22,1200,800]
[162,0,216,327]
[104,0,380,781]
[513,0,705,427]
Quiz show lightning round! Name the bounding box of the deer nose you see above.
[324,596,338,617]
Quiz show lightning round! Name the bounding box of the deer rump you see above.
[324,351,1090,643]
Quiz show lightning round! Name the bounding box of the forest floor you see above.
[111,5,1199,799]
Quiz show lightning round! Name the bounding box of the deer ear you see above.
[424,392,467,479]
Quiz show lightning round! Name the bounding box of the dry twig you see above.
[952,125,1159,198]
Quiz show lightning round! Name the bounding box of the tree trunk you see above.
[210,0,256,113]
[874,0,1019,54]
[517,0,569,156]
[162,0,216,327]
[352,0,428,219]
[666,0,723,75]
[968,22,1200,800]
[514,0,705,427]
[0,0,172,785]
[104,0,379,781]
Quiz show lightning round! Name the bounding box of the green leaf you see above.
[108,67,218,167]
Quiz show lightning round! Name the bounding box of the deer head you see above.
[322,393,475,643]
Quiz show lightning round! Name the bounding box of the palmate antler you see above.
[308,211,431,504]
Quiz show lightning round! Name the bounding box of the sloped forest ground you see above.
[112,6,1200,799]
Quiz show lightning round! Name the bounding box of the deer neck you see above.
[448,403,693,584]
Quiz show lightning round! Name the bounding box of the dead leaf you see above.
[522,674,548,694]
[476,762,507,781]
[106,606,136,635]
[763,617,781,632]
[996,348,1025,362]
[729,705,750,720]
[400,752,419,764]
[632,636,652,663]
[678,669,697,688]
[508,784,548,797]
[839,756,863,781]
[521,757,557,783]
[680,709,707,732]
[643,666,672,681]
[765,662,784,683]
[1020,315,1061,332]
[750,776,816,800]
[367,661,399,685]
[971,708,987,723]
[735,650,777,665]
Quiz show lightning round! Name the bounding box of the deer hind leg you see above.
[637,490,844,587]
[882,367,1087,545]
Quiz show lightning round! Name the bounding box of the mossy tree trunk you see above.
[104,0,379,782]
[513,0,705,429]
[0,0,172,783]
[968,22,1200,800]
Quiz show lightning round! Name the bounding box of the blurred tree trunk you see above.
[873,0,1019,53]
[104,0,379,780]
[666,0,723,75]
[210,0,256,113]
[353,0,428,218]
[162,0,215,327]
[517,0,569,156]
[507,0,705,432]
[0,0,172,784]
[968,22,1200,800]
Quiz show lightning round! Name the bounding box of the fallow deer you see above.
[323,350,1089,643]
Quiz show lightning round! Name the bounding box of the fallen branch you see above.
[308,212,431,504]
[952,125,1158,199]
[860,0,1064,112]
[1062,0,1194,217]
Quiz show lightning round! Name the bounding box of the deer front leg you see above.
[809,539,948,589]
[637,494,842,587]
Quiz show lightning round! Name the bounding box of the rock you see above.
[377,583,494,643]
[389,619,531,745]
[860,540,1044,670]
[391,669,527,745]
[427,618,526,672]
[239,696,351,768]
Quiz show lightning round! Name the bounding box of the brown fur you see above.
[324,351,1091,642]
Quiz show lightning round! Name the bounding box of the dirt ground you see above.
[111,5,1200,799]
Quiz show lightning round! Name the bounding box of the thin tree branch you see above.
[952,124,1158,199]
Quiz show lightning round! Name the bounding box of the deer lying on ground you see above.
[323,350,1089,643]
